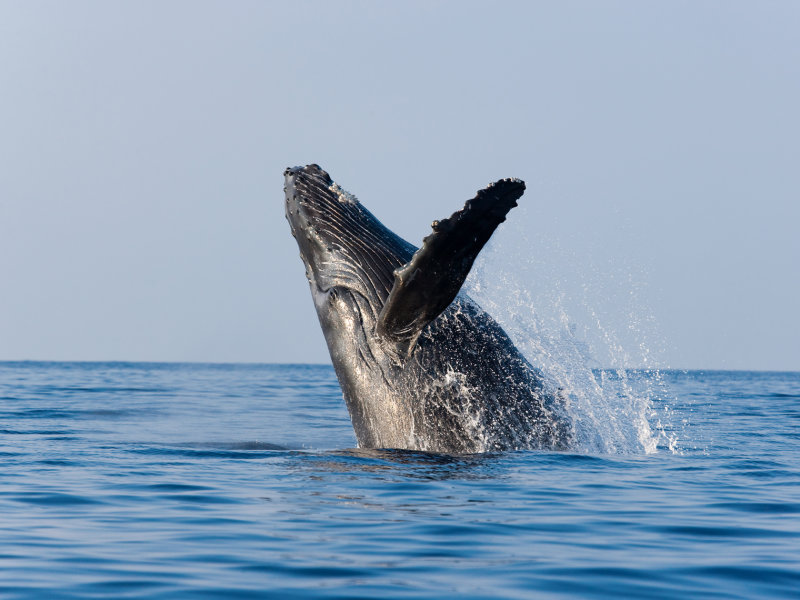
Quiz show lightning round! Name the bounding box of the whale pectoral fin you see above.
[376,178,525,356]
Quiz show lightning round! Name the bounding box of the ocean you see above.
[1,362,798,599]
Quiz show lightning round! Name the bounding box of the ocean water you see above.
[1,362,798,599]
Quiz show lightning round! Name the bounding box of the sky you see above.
[1,1,798,370]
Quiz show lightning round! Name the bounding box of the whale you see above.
[284,164,572,453]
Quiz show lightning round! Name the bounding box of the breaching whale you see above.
[284,164,572,453]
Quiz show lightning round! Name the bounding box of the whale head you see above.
[284,164,415,307]
[284,164,415,360]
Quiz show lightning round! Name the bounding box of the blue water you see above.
[1,363,798,599]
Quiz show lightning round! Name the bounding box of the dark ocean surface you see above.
[1,362,798,599]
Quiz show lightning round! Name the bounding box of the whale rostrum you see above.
[284,164,572,453]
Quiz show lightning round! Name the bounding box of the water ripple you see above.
[0,363,798,599]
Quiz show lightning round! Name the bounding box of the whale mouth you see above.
[283,165,336,283]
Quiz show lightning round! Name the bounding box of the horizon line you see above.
[0,359,797,374]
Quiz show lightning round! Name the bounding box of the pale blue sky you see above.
[1,1,798,369]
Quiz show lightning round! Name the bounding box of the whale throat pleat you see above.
[294,170,416,303]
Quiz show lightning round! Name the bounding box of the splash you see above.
[465,209,678,455]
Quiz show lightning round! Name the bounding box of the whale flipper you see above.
[376,178,525,356]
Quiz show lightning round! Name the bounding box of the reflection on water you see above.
[296,447,505,481]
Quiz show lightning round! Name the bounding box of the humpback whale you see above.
[284,164,572,453]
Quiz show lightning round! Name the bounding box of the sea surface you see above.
[1,362,798,599]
